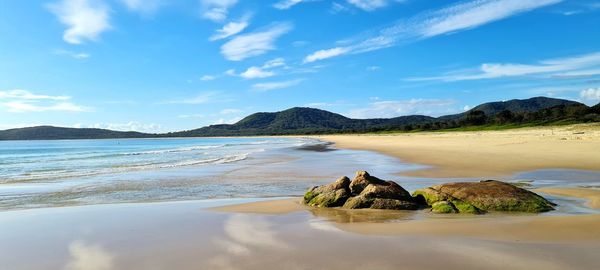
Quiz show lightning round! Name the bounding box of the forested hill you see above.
[0,126,154,140]
[1,97,598,140]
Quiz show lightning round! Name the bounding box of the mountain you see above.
[0,126,152,140]
[1,97,597,140]
[170,107,435,136]
[440,96,582,120]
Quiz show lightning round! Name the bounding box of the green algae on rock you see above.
[413,180,555,213]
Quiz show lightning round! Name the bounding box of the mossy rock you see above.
[342,196,374,209]
[432,180,555,213]
[431,201,457,213]
[412,188,449,205]
[305,188,349,207]
[450,199,482,214]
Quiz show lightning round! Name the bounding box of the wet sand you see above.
[215,196,600,243]
[317,123,600,178]
[537,187,600,209]
[3,199,600,270]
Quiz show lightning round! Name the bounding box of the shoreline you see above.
[314,124,600,178]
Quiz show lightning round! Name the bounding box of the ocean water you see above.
[0,137,424,210]
[1,137,599,212]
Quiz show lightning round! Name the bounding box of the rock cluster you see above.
[303,172,556,214]
[304,171,420,210]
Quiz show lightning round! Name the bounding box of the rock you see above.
[343,181,419,210]
[413,180,555,213]
[305,171,420,210]
[303,176,351,207]
[431,201,457,213]
[349,171,387,195]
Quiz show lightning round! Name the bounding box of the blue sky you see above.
[1,0,600,132]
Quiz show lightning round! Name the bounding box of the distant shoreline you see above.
[315,123,600,178]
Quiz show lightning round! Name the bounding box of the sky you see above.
[1,0,600,132]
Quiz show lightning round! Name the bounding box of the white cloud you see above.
[209,15,250,41]
[47,0,111,44]
[304,0,561,63]
[220,23,293,61]
[0,89,90,113]
[0,89,70,100]
[200,75,216,81]
[303,47,350,63]
[251,79,303,91]
[347,99,457,118]
[53,49,90,59]
[580,88,600,102]
[408,51,600,82]
[262,58,286,69]
[240,66,275,79]
[200,0,238,22]
[367,65,380,71]
[273,0,304,10]
[347,0,392,11]
[120,0,164,15]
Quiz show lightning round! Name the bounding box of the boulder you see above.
[349,171,387,195]
[342,180,419,210]
[413,180,555,213]
[304,171,420,210]
[303,176,351,207]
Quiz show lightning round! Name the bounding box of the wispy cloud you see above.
[347,0,399,11]
[304,47,350,63]
[304,0,561,63]
[233,58,287,79]
[165,91,233,104]
[120,0,164,15]
[47,0,111,44]
[53,49,90,59]
[200,75,216,81]
[220,22,293,61]
[273,0,304,10]
[200,0,238,22]
[407,51,600,82]
[240,67,275,79]
[251,79,304,91]
[209,14,250,41]
[0,89,90,113]
[347,99,457,118]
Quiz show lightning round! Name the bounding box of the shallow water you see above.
[0,137,425,210]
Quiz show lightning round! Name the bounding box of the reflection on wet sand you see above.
[65,241,114,270]
[307,206,418,223]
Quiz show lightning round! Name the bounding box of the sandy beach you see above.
[317,123,600,178]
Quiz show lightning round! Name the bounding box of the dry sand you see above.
[316,123,600,178]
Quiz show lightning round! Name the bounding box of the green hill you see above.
[0,126,153,140]
[1,97,598,140]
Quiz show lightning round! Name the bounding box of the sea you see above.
[1,137,599,212]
